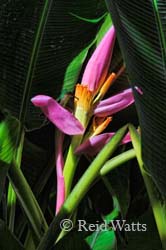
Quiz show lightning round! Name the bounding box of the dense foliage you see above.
[0,1,165,250]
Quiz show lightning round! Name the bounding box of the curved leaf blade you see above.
[106,0,166,196]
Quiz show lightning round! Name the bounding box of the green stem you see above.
[100,148,136,176]
[37,125,127,250]
[102,176,120,219]
[65,125,127,212]
[63,94,92,198]
[7,131,24,232]
[8,161,48,244]
[63,135,81,197]
[129,124,166,250]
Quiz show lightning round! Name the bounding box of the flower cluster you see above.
[31,26,135,213]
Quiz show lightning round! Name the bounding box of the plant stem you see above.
[102,176,120,219]
[129,124,166,250]
[100,148,136,176]
[65,126,127,212]
[37,125,127,250]
[63,135,82,197]
[7,130,24,232]
[8,161,48,244]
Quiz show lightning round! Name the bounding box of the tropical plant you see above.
[0,0,165,250]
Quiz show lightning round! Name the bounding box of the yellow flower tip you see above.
[92,116,112,136]
[99,72,117,98]
[74,84,93,112]
[93,72,117,104]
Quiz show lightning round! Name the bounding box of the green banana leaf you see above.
[0,115,19,201]
[106,0,166,197]
[0,0,106,130]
